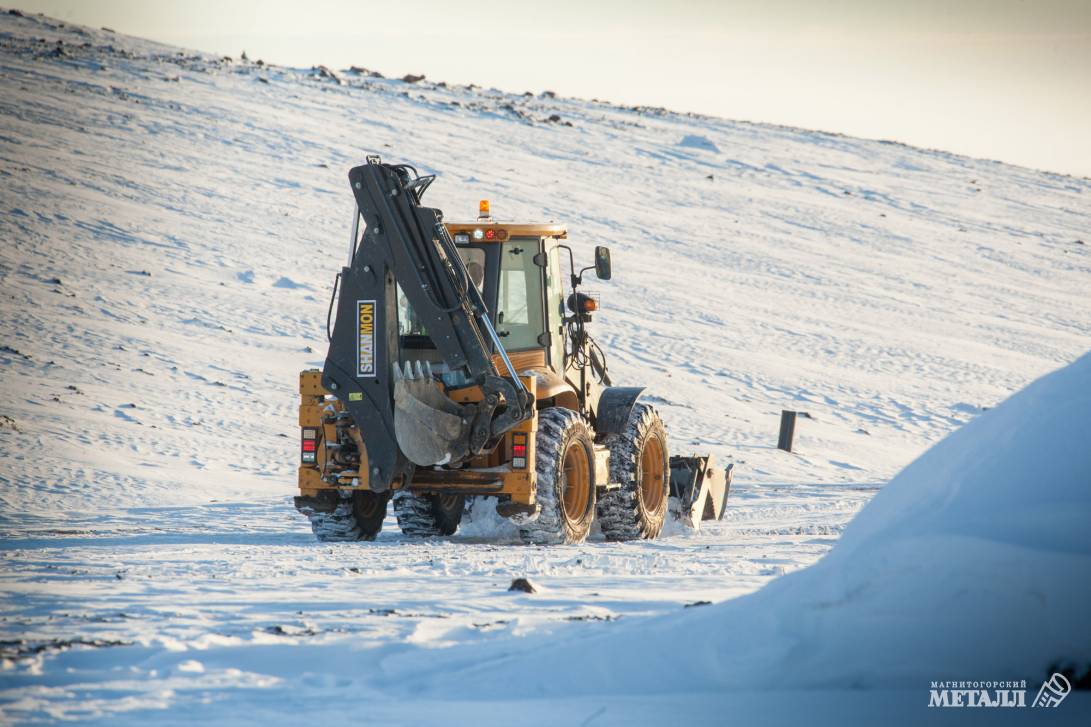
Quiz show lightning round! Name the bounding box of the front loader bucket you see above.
[392,361,469,466]
[669,455,732,530]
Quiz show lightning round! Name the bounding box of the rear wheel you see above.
[393,490,465,537]
[295,490,390,542]
[597,403,670,541]
[518,408,596,545]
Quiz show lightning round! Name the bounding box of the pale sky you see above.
[17,0,1091,176]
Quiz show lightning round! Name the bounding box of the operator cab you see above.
[397,214,548,357]
[396,200,611,401]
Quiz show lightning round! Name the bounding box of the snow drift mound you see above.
[385,351,1091,696]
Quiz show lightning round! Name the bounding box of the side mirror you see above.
[594,246,612,280]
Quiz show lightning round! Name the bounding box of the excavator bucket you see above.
[669,455,732,530]
[392,361,469,466]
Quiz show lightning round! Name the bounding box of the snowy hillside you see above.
[1,9,1089,723]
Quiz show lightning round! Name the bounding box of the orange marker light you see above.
[581,298,599,312]
[478,199,490,218]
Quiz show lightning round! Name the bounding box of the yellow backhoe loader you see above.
[294,158,729,543]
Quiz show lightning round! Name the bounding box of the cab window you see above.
[398,247,486,337]
[546,242,566,371]
[496,240,544,350]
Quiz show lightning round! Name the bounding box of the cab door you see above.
[495,238,547,352]
[544,240,567,374]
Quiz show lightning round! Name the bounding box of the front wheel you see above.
[392,490,465,537]
[597,403,670,541]
[518,408,596,545]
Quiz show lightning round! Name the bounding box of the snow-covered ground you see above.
[416,352,1091,711]
[1,9,1089,724]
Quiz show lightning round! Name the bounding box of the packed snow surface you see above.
[1,10,1089,724]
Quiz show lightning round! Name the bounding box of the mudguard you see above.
[595,386,646,436]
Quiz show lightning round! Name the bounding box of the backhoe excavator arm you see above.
[321,158,534,491]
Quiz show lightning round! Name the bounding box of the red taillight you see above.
[301,428,318,463]
[512,433,528,469]
[484,228,496,240]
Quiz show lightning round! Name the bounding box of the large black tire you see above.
[518,408,596,545]
[295,490,390,542]
[597,403,670,541]
[392,490,465,537]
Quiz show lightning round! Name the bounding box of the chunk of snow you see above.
[679,134,719,152]
[457,496,520,540]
